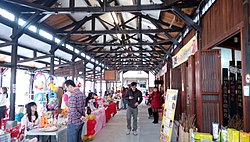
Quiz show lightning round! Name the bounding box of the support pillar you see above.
[50,51,55,75]
[242,0,250,131]
[0,68,3,87]
[106,81,108,92]
[83,61,87,95]
[9,16,19,121]
[113,81,115,93]
[29,73,35,94]
[100,67,103,96]
[72,62,75,81]
[93,64,96,93]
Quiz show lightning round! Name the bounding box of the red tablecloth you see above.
[104,102,117,122]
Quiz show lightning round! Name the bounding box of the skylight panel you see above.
[0,8,15,21]
[66,44,73,51]
[39,30,53,40]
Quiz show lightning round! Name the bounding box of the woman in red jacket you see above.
[150,87,162,124]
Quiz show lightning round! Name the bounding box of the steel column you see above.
[0,68,3,87]
[50,51,55,75]
[9,15,19,121]
[93,64,96,92]
[83,61,87,95]
[29,73,34,94]
[100,67,103,96]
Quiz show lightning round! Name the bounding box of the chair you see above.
[1,118,9,130]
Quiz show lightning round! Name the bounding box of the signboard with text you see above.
[160,89,178,142]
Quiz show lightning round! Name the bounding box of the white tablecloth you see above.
[0,132,10,142]
[26,126,67,142]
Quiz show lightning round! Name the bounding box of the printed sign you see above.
[12,84,16,93]
[160,89,178,142]
[244,86,250,97]
[246,74,250,84]
[172,35,198,68]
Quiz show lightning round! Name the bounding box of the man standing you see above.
[65,80,86,142]
[125,82,143,136]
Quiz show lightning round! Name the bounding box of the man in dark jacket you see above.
[125,82,143,136]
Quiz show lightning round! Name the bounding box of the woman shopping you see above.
[150,87,162,124]
[0,87,8,121]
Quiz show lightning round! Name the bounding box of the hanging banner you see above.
[172,35,198,68]
[160,89,178,142]
[157,63,168,77]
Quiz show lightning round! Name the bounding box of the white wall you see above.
[149,72,155,87]
[214,47,241,68]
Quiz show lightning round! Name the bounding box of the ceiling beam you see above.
[140,14,180,46]
[86,50,164,54]
[50,15,99,53]
[0,42,15,48]
[10,0,57,39]
[2,0,190,14]
[72,41,171,47]
[56,28,179,35]
[17,55,53,64]
[171,6,201,32]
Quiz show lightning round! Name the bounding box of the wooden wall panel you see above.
[195,51,203,131]
[181,64,187,113]
[188,56,195,115]
[201,0,243,49]
[202,101,220,132]
[201,51,221,93]
[170,68,182,119]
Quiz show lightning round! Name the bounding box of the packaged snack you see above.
[239,132,249,142]
[193,132,212,141]
[220,127,228,142]
[212,122,219,140]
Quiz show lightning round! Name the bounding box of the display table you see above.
[104,102,117,122]
[0,132,10,142]
[91,108,106,134]
[26,125,67,142]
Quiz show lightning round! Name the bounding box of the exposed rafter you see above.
[2,0,198,14]
[171,6,201,32]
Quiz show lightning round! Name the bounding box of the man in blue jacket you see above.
[125,82,143,136]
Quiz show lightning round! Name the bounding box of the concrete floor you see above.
[92,104,161,142]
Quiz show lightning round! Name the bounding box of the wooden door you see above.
[195,50,222,132]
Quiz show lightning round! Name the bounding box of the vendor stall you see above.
[91,108,106,134]
[104,102,117,122]
[26,125,67,142]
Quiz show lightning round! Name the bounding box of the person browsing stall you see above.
[64,80,86,142]
[125,82,143,136]
[21,102,40,131]
[0,87,8,121]
[150,87,163,124]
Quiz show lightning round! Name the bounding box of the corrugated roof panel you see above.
[18,34,50,54]
[55,49,72,61]
[0,23,12,41]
